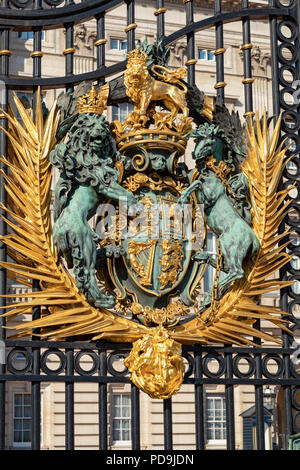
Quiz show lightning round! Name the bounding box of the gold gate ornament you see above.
[124,325,185,400]
[0,48,294,400]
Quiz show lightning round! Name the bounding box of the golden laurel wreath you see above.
[0,90,294,349]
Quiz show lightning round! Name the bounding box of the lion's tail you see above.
[151,65,188,94]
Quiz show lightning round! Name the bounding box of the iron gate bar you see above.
[65,347,75,450]
[2,373,300,386]
[283,339,293,447]
[65,21,75,92]
[241,0,254,115]
[96,12,106,86]
[31,288,41,451]
[0,25,9,452]
[185,0,195,87]
[0,7,291,91]
[271,0,299,444]
[163,398,172,450]
[0,0,125,26]
[194,345,205,450]
[156,0,165,41]
[131,384,140,450]
[225,349,235,450]
[214,0,225,103]
[31,22,43,451]
[99,349,108,450]
[269,0,281,119]
[254,321,265,450]
[126,0,136,52]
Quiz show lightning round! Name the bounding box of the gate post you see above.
[0,25,9,451]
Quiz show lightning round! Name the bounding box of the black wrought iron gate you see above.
[0,0,300,451]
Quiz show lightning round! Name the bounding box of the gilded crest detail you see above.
[128,240,157,287]
[124,326,185,400]
[158,239,184,290]
[0,44,294,400]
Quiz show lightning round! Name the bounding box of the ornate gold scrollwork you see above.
[158,239,184,290]
[128,240,157,287]
[124,325,185,400]
[110,45,193,156]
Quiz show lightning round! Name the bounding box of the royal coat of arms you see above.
[0,42,293,399]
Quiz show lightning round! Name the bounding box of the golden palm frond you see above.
[0,90,148,341]
[0,95,293,346]
[171,112,293,346]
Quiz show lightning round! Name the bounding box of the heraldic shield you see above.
[107,173,205,307]
[0,41,295,399]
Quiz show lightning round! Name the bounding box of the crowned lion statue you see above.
[124,46,189,129]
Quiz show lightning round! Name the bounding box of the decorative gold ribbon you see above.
[240,43,253,50]
[30,51,43,58]
[125,23,137,33]
[154,7,167,15]
[214,81,227,89]
[94,38,107,47]
[214,48,226,56]
[185,59,197,66]
[63,47,75,55]
[242,78,255,84]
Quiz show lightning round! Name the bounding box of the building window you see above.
[18,31,45,41]
[112,103,133,122]
[198,49,215,61]
[110,39,127,51]
[112,394,131,444]
[13,393,31,447]
[206,395,226,442]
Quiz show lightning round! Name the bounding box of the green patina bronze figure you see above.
[178,111,259,306]
[50,100,140,308]
[49,42,258,315]
[1,41,292,400]
[179,171,259,306]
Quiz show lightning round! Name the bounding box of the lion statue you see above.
[124,325,185,399]
[124,46,189,129]
[50,113,140,309]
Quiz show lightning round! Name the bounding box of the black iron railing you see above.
[2,340,300,450]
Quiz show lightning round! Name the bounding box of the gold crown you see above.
[127,45,148,65]
[76,84,109,115]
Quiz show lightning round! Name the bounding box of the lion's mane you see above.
[50,113,120,220]
[124,62,152,104]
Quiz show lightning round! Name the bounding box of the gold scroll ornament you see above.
[124,325,185,400]
[158,239,184,290]
[128,240,157,286]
